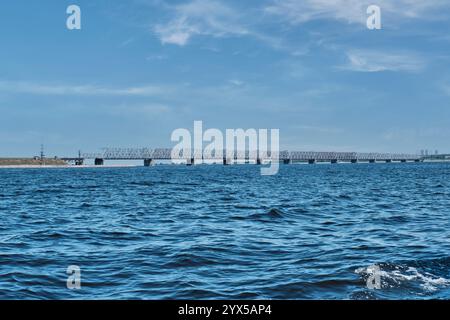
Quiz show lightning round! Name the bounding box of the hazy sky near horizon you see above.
[1,0,450,157]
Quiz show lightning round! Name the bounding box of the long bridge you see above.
[62,148,423,166]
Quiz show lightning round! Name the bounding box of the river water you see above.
[0,163,449,299]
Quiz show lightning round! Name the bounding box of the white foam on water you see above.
[356,264,450,292]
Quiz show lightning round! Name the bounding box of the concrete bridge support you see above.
[283,159,291,165]
[308,159,316,164]
[369,159,376,163]
[187,158,195,166]
[386,159,392,163]
[331,159,338,164]
[223,158,233,165]
[144,159,153,167]
[351,159,358,164]
[94,158,104,166]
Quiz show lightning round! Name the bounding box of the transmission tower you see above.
[40,144,45,165]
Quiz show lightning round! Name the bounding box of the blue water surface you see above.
[0,163,449,299]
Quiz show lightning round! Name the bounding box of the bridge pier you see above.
[94,158,104,166]
[401,159,407,163]
[144,159,153,167]
[369,159,375,163]
[308,159,316,164]
[351,159,358,164]
[386,159,392,163]
[187,158,195,166]
[331,159,338,164]
[256,158,262,165]
[283,159,291,165]
[223,158,233,165]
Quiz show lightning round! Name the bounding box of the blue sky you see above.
[0,0,449,157]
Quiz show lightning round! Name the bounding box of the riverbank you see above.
[0,158,67,167]
[0,163,140,169]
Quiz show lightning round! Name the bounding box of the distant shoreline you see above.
[0,160,449,169]
[0,158,67,167]
[0,164,140,169]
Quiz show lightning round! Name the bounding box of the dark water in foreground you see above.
[0,163,449,300]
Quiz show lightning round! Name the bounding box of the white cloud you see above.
[146,54,168,61]
[0,81,167,96]
[154,0,248,46]
[229,79,244,86]
[265,0,449,25]
[108,103,171,117]
[340,50,425,72]
[150,0,312,54]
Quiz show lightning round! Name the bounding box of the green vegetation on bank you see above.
[0,158,67,166]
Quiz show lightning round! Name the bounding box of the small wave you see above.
[234,204,261,210]
[130,180,178,187]
[247,208,286,220]
[34,188,64,194]
[267,208,284,218]
[130,181,156,187]
[376,203,394,209]
[338,194,352,200]
[230,208,288,223]
[163,253,217,268]
[380,215,409,223]
[292,207,309,214]
[219,195,235,201]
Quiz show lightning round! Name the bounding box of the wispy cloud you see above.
[107,103,171,117]
[0,81,167,96]
[442,83,450,96]
[292,124,343,134]
[383,127,450,141]
[153,0,248,46]
[151,0,291,51]
[145,54,168,61]
[228,79,244,86]
[265,0,449,25]
[339,50,425,72]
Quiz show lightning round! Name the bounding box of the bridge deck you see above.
[79,148,422,162]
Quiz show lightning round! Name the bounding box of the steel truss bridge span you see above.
[74,148,422,166]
